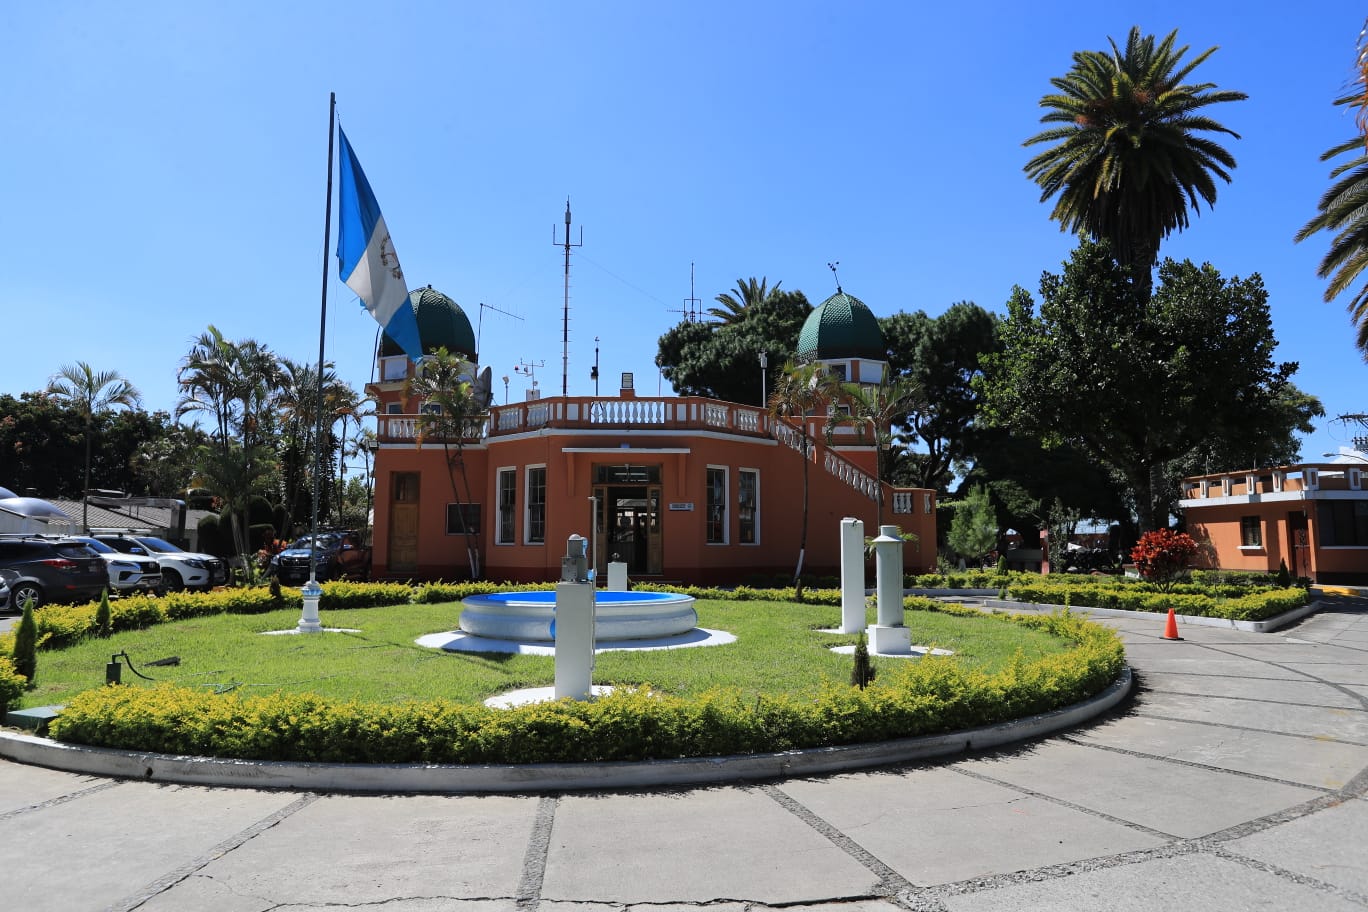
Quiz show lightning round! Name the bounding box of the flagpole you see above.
[300,92,336,634]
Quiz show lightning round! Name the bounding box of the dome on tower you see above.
[796,290,885,362]
[379,286,477,361]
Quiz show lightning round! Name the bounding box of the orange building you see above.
[366,287,936,585]
[1180,450,1368,583]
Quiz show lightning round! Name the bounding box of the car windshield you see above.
[77,537,116,554]
[288,535,340,550]
[136,537,182,553]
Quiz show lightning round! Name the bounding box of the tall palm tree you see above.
[827,374,925,528]
[708,277,781,324]
[767,361,837,596]
[46,362,141,531]
[1295,22,1368,354]
[406,347,485,579]
[1024,27,1246,297]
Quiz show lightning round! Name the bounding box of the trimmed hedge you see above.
[47,609,1123,764]
[1004,580,1307,622]
[0,655,25,713]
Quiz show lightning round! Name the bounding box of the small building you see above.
[1179,449,1368,583]
[366,287,937,585]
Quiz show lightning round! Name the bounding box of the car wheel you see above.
[161,569,185,592]
[11,582,43,611]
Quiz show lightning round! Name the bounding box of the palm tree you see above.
[1295,23,1368,353]
[827,373,925,528]
[767,361,837,596]
[46,362,141,530]
[406,346,486,578]
[1024,27,1246,297]
[708,277,781,324]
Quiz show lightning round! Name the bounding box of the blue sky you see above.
[4,2,1366,465]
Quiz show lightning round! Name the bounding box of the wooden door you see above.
[390,472,420,571]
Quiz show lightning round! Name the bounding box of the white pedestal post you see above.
[298,580,323,633]
[869,524,910,654]
[606,561,629,592]
[839,517,865,633]
[554,582,596,700]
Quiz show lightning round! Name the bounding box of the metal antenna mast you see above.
[553,199,582,396]
[476,300,523,360]
[668,262,703,322]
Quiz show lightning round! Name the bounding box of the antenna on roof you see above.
[667,262,703,322]
[476,301,523,362]
[827,261,843,295]
[553,199,583,397]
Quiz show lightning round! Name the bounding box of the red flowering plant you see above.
[1130,530,1199,593]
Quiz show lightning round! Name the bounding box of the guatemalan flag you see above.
[336,128,424,361]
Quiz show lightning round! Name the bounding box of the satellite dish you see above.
[473,366,494,410]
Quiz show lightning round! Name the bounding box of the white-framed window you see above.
[386,402,403,414]
[496,467,516,545]
[706,466,728,544]
[1240,515,1262,548]
[738,468,759,544]
[420,402,442,416]
[381,356,407,382]
[525,465,547,544]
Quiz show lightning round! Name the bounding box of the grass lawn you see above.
[25,598,1074,708]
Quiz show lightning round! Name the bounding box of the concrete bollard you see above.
[869,524,911,654]
[298,580,323,634]
[555,534,596,700]
[839,517,865,633]
[606,561,629,592]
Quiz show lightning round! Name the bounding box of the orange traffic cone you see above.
[1162,607,1182,641]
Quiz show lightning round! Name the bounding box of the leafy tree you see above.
[828,373,924,527]
[768,361,839,595]
[406,346,485,579]
[708,276,782,324]
[947,484,998,564]
[657,289,811,404]
[191,441,276,574]
[1295,23,1368,352]
[881,303,1000,492]
[129,421,211,497]
[1130,529,1198,592]
[977,240,1301,533]
[1025,27,1246,297]
[45,362,141,531]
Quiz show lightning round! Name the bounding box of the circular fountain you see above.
[457,589,698,642]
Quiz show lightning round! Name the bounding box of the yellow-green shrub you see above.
[1004,580,1306,621]
[0,655,25,711]
[48,611,1124,764]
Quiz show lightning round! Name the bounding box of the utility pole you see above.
[591,336,600,396]
[553,199,582,397]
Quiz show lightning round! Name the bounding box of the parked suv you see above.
[92,534,227,592]
[0,536,109,609]
[269,531,370,584]
[74,536,162,595]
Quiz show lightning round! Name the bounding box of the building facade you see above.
[1180,450,1368,584]
[365,287,937,585]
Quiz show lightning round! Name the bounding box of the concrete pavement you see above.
[2,597,1367,911]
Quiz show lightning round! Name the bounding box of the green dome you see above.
[796,290,885,361]
[380,286,477,360]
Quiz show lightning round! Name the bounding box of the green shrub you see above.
[95,589,112,638]
[11,598,38,686]
[46,610,1124,764]
[0,655,25,713]
[1002,579,1306,622]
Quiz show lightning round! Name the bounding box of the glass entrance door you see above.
[594,484,662,576]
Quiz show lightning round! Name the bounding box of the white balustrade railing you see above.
[733,408,761,433]
[588,398,668,425]
[891,491,915,514]
[703,403,729,428]
[382,417,421,440]
[526,402,551,427]
[823,451,879,500]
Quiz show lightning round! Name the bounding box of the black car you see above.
[269,531,370,584]
[0,536,109,609]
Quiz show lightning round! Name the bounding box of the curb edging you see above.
[0,668,1133,794]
